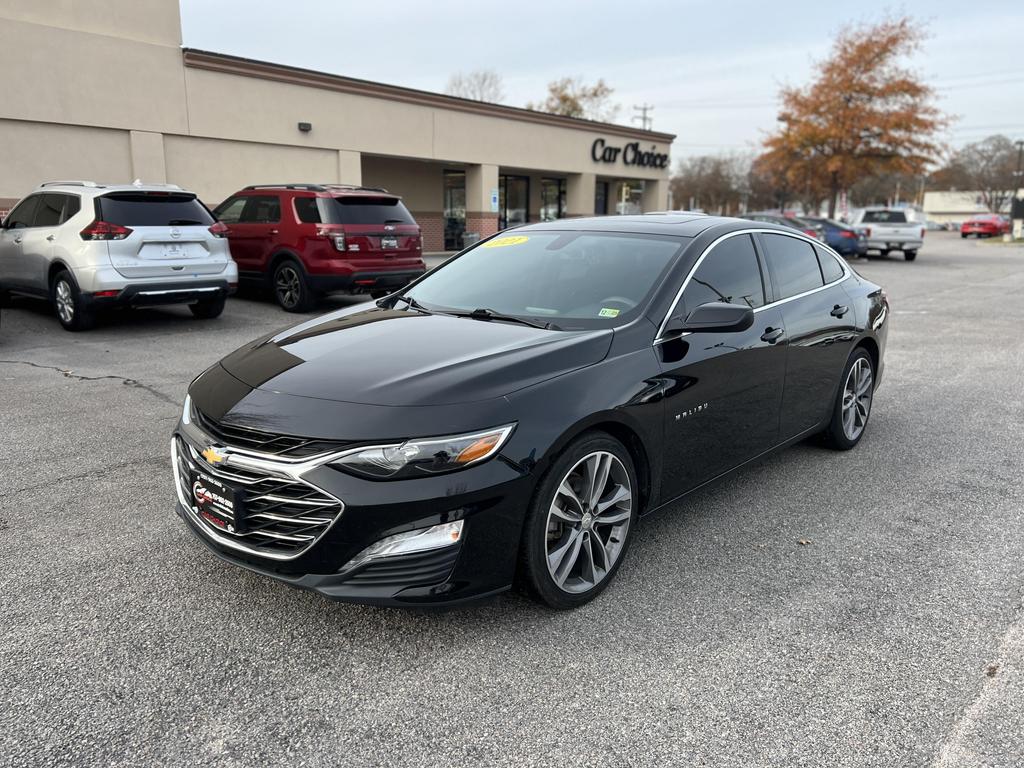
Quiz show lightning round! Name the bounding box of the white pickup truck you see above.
[853,208,925,261]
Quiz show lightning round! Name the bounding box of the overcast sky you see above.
[179,0,1024,166]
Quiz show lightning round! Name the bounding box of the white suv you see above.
[0,181,238,330]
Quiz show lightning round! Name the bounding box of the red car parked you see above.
[961,214,1010,239]
[214,184,426,311]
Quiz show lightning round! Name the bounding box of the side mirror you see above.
[671,302,755,334]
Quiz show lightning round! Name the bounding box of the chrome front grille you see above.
[193,408,351,459]
[173,436,344,559]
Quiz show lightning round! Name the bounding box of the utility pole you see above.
[1015,140,1024,191]
[632,104,654,132]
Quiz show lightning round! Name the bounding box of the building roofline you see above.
[181,48,676,144]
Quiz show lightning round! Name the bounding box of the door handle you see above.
[13,236,22,244]
[46,234,56,241]
[760,327,785,344]
[268,229,279,235]
[831,304,849,318]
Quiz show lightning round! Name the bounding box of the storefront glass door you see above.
[443,170,466,250]
[499,175,529,229]
[540,178,566,221]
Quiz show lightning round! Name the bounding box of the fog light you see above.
[340,520,463,573]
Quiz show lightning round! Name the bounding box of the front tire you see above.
[520,432,638,609]
[273,259,315,312]
[189,294,226,319]
[823,349,874,450]
[51,270,94,331]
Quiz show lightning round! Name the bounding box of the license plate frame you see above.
[380,236,399,250]
[189,469,245,533]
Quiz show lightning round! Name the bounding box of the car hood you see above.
[219,306,613,406]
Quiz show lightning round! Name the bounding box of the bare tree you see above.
[952,135,1019,212]
[446,70,505,103]
[671,153,752,215]
[527,77,620,123]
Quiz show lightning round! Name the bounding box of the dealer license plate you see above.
[189,470,243,532]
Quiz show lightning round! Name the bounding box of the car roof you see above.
[510,213,798,239]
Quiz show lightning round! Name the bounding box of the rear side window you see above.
[62,195,81,221]
[214,197,247,224]
[861,210,907,224]
[98,193,214,226]
[4,195,40,228]
[240,196,280,224]
[683,234,765,311]
[324,197,415,225]
[761,233,824,299]
[35,194,65,227]
[294,197,322,224]
[815,245,845,283]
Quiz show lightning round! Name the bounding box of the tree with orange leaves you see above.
[761,16,947,218]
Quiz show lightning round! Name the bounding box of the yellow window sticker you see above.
[598,308,621,318]
[483,235,529,248]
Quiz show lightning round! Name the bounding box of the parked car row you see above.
[0,180,427,331]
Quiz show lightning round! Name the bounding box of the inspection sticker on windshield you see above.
[598,308,621,318]
[484,235,529,248]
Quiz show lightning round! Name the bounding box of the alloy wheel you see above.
[841,357,873,441]
[55,279,75,324]
[545,451,632,594]
[275,266,301,309]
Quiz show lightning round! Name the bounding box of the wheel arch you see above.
[48,260,76,288]
[855,335,879,374]
[267,249,305,277]
[538,413,654,517]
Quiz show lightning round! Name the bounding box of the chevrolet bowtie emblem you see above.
[201,446,228,464]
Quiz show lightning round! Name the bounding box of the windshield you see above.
[97,193,214,226]
[404,231,685,330]
[861,210,907,223]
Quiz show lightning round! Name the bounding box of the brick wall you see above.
[414,211,444,252]
[466,213,499,240]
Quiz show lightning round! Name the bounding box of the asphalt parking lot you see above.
[2,233,1023,767]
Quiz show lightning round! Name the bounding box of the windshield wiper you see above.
[458,307,559,330]
[383,294,432,314]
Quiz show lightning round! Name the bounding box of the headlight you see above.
[333,424,515,480]
[181,394,192,425]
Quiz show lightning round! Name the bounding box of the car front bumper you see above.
[171,420,535,607]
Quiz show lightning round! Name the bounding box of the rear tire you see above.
[272,259,315,312]
[904,250,917,261]
[961,233,968,238]
[823,348,874,450]
[189,294,226,319]
[520,432,638,609]
[51,270,94,332]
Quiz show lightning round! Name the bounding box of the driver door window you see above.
[681,234,765,315]
[4,196,41,229]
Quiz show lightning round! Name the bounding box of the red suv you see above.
[213,184,426,311]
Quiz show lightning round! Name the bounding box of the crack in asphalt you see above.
[0,454,170,501]
[932,600,1024,766]
[0,359,179,406]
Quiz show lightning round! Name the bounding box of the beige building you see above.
[0,0,674,251]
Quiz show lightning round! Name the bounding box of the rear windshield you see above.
[97,193,214,227]
[861,210,907,224]
[323,197,415,225]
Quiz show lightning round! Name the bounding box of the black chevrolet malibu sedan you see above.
[173,214,888,609]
